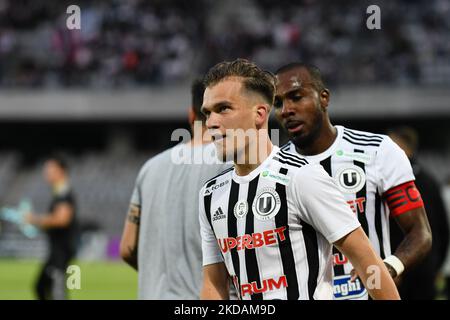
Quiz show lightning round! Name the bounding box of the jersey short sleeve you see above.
[129,160,152,207]
[375,136,416,194]
[199,187,224,266]
[291,164,361,244]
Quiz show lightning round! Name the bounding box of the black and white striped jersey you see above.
[282,126,415,300]
[199,146,360,300]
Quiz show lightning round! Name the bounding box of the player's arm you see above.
[389,197,432,280]
[27,202,74,229]
[334,227,400,300]
[385,185,432,279]
[201,262,230,300]
[119,204,140,270]
[377,137,432,280]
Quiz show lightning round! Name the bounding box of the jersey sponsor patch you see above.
[333,275,367,300]
[204,180,230,195]
[239,275,288,298]
[260,170,291,185]
[335,165,366,194]
[252,187,281,221]
[335,149,372,164]
[234,200,248,219]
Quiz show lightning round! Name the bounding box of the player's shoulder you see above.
[203,166,234,188]
[200,166,234,197]
[140,144,182,170]
[340,126,387,148]
[272,148,309,171]
[133,146,177,184]
[269,149,323,179]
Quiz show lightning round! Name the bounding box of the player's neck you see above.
[234,137,273,177]
[296,121,337,156]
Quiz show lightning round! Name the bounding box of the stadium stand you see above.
[0,0,448,87]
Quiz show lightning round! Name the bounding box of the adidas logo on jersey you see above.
[212,207,226,221]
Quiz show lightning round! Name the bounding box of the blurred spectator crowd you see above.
[0,0,449,88]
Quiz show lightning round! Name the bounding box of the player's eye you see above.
[273,97,282,109]
[202,110,210,118]
[291,95,302,102]
[219,105,230,113]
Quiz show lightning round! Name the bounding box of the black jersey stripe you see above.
[374,191,386,259]
[320,156,345,277]
[273,156,304,168]
[354,150,369,236]
[278,149,309,165]
[277,154,308,167]
[320,156,332,176]
[275,168,300,300]
[227,180,241,294]
[204,167,234,185]
[204,179,217,228]
[244,176,263,300]
[343,132,383,143]
[300,220,319,300]
[343,129,383,141]
[279,147,305,160]
[280,142,292,151]
[342,136,381,147]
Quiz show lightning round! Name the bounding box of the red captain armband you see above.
[384,181,424,217]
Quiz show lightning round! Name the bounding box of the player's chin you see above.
[291,131,311,148]
[213,143,229,162]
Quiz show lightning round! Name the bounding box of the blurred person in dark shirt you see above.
[389,126,449,299]
[26,155,78,300]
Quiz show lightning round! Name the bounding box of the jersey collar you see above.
[232,146,280,184]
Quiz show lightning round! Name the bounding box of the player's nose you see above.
[280,101,296,118]
[206,112,220,131]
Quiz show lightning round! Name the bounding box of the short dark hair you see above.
[275,62,326,92]
[203,58,275,105]
[191,78,206,121]
[47,154,69,172]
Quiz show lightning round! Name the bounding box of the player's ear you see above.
[188,106,196,127]
[255,104,270,128]
[319,88,330,111]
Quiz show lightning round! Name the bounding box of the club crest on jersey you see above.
[234,200,248,219]
[335,165,366,194]
[252,187,281,221]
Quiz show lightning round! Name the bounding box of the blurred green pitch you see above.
[0,259,137,300]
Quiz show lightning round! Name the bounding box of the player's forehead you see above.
[275,67,313,96]
[202,77,244,109]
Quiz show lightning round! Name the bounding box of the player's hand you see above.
[384,262,398,279]
[350,269,359,282]
[24,212,35,225]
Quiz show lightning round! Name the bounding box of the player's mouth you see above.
[285,120,304,134]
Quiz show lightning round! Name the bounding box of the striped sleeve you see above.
[376,136,416,194]
[199,186,223,266]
